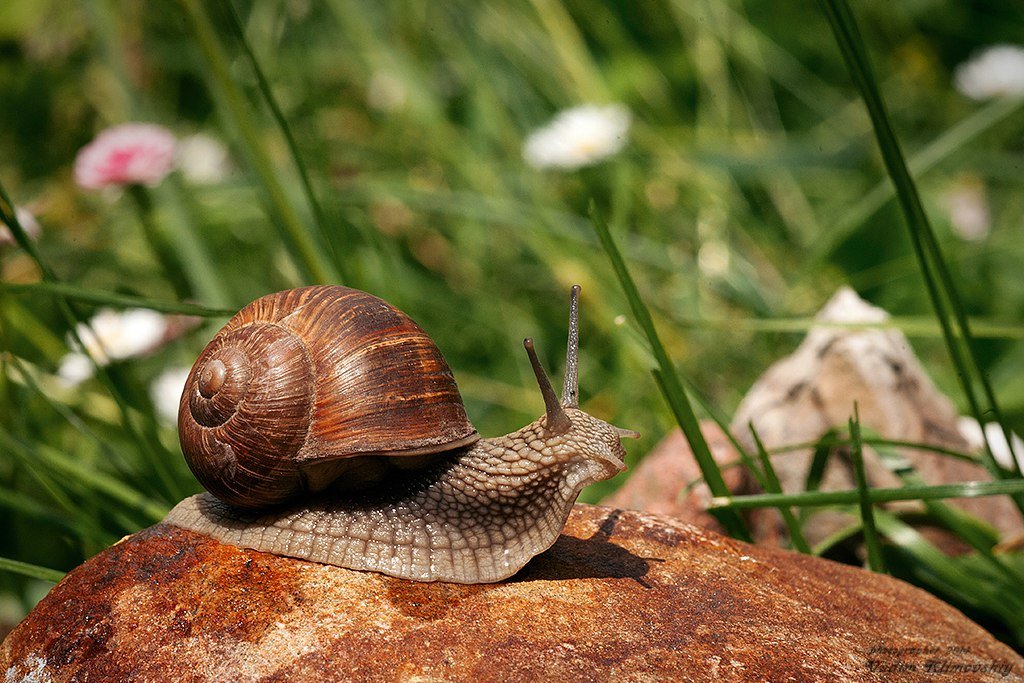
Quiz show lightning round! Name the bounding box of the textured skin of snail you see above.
[164,409,626,583]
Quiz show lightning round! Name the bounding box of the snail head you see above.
[522,285,639,474]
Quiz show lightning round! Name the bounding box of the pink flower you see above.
[74,123,178,190]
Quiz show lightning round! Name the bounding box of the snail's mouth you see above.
[588,423,639,476]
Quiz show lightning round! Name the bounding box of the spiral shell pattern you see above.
[178,286,479,510]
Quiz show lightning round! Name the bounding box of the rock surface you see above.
[3,505,1021,682]
[601,422,741,531]
[731,287,1022,546]
[600,289,1024,557]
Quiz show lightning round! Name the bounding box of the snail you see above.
[164,284,638,584]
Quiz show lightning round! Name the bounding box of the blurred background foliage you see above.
[1,0,1023,631]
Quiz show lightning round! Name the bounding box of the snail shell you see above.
[178,286,479,510]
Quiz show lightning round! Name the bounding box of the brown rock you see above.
[730,287,1023,546]
[601,422,743,532]
[3,506,1020,682]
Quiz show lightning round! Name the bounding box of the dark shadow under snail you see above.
[164,285,638,584]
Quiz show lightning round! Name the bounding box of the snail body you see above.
[164,285,636,584]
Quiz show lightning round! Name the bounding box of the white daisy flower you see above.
[177,133,232,184]
[0,207,42,246]
[953,45,1024,100]
[57,308,169,386]
[150,366,192,424]
[523,104,631,170]
[958,416,1024,472]
[367,70,408,113]
[944,176,990,242]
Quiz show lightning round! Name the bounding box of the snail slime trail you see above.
[165,285,638,584]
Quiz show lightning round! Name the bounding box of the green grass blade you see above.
[6,355,158,496]
[870,436,1024,584]
[811,520,863,556]
[0,178,185,499]
[126,185,193,300]
[849,408,884,572]
[34,447,170,523]
[669,315,1024,340]
[4,436,79,515]
[803,431,835,494]
[770,434,980,465]
[0,557,65,583]
[177,0,339,285]
[1,282,235,317]
[874,510,1024,633]
[812,95,1024,261]
[3,358,158,540]
[591,202,749,541]
[0,300,66,359]
[0,488,102,541]
[154,179,234,307]
[871,441,997,549]
[0,182,57,281]
[816,0,1024,510]
[672,375,800,532]
[709,479,1024,510]
[1,430,169,523]
[801,433,836,524]
[527,0,607,101]
[749,425,811,554]
[220,0,348,284]
[656,369,765,516]
[676,373,765,480]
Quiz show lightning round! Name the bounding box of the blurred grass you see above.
[709,479,1024,509]
[818,0,1024,500]
[1,0,1023,647]
[848,406,885,572]
[593,203,749,540]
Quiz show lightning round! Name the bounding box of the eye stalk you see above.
[524,337,571,433]
[523,285,640,441]
[523,283,585,434]
[562,284,581,409]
